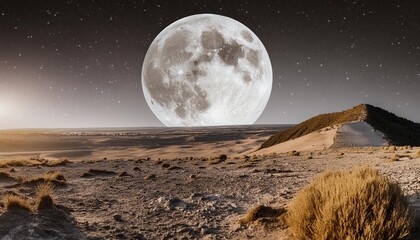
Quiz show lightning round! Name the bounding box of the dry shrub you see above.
[24,172,66,187]
[35,183,54,210]
[289,151,300,156]
[0,159,42,168]
[43,159,71,167]
[287,167,412,240]
[3,194,32,212]
[388,146,397,152]
[390,154,400,162]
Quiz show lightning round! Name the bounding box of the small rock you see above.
[113,214,123,222]
[157,197,166,204]
[165,197,187,210]
[177,226,193,234]
[119,171,130,177]
[144,174,156,180]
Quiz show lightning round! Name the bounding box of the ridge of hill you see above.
[260,104,420,149]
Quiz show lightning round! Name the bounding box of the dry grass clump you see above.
[35,183,54,210]
[0,159,72,168]
[208,154,228,165]
[241,205,286,225]
[43,159,71,167]
[2,194,32,212]
[0,159,42,168]
[287,167,412,240]
[390,154,400,162]
[2,183,55,212]
[388,146,397,152]
[289,151,300,156]
[24,172,66,186]
[413,151,420,159]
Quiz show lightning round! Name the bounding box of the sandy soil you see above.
[1,147,419,239]
[0,127,419,239]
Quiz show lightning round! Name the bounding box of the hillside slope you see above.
[260,104,420,149]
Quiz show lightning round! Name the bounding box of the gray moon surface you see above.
[142,14,272,126]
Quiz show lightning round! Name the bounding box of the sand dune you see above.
[250,126,338,155]
[251,122,388,155]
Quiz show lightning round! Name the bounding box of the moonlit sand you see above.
[1,124,420,239]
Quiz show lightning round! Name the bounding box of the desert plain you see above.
[0,125,419,239]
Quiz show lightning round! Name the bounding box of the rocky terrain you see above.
[1,146,419,239]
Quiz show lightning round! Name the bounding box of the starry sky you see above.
[0,0,419,129]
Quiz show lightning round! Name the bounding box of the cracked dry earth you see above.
[1,147,420,239]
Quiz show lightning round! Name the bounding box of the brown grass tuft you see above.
[390,154,400,161]
[388,146,397,152]
[0,159,72,168]
[24,172,66,186]
[287,167,412,240]
[35,183,55,210]
[289,151,300,156]
[208,154,228,165]
[3,194,32,212]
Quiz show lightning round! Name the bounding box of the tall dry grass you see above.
[287,167,412,240]
[2,194,32,211]
[35,183,55,210]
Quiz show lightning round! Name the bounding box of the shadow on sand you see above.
[0,206,86,240]
[409,194,420,240]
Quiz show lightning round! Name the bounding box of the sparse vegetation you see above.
[388,146,397,152]
[3,182,56,212]
[0,159,72,168]
[3,194,32,212]
[289,151,300,156]
[208,154,228,165]
[23,172,67,186]
[390,154,400,161]
[35,183,55,210]
[286,167,412,240]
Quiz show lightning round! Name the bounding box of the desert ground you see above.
[0,126,419,239]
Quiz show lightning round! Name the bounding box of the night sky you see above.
[1,0,419,129]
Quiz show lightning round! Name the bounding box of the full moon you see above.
[142,14,272,126]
